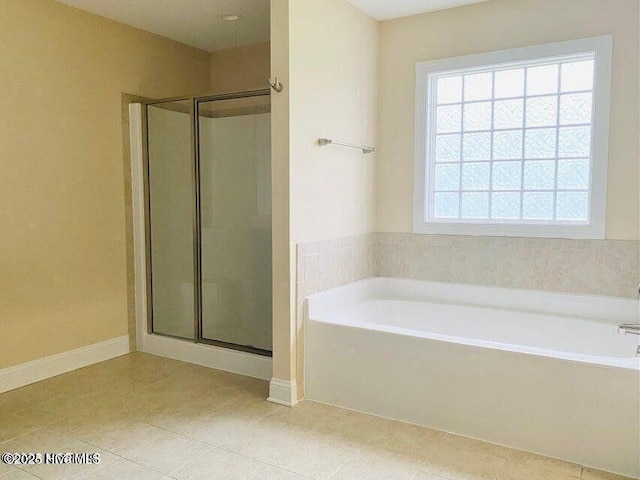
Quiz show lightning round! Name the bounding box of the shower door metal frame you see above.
[141,96,197,343]
[142,88,272,357]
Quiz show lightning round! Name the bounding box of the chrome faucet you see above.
[618,324,640,336]
[618,283,640,336]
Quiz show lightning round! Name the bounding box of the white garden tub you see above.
[305,277,640,478]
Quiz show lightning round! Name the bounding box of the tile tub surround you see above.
[0,352,634,480]
[376,233,640,298]
[296,233,376,398]
[297,233,377,296]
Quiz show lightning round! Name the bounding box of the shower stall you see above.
[140,89,272,356]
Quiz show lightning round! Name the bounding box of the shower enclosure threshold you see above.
[139,331,272,380]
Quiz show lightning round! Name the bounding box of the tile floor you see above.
[0,353,631,480]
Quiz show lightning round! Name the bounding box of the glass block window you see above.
[414,37,612,239]
[431,55,595,223]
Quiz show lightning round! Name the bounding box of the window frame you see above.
[413,35,613,239]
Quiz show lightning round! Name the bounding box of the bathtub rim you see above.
[306,276,637,323]
[304,277,639,371]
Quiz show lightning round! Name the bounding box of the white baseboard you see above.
[268,378,298,406]
[139,333,272,381]
[0,336,130,393]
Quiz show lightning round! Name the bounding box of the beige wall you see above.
[269,0,294,386]
[289,0,378,245]
[377,0,640,240]
[270,0,379,393]
[0,0,210,369]
[287,0,378,398]
[210,42,271,95]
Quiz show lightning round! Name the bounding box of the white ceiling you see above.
[346,0,491,20]
[55,0,490,52]
[55,0,270,52]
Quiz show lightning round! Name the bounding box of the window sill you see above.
[412,220,605,239]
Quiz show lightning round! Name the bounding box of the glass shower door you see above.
[197,94,272,353]
[146,100,196,339]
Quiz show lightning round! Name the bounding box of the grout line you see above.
[211,444,318,480]
[3,352,636,479]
